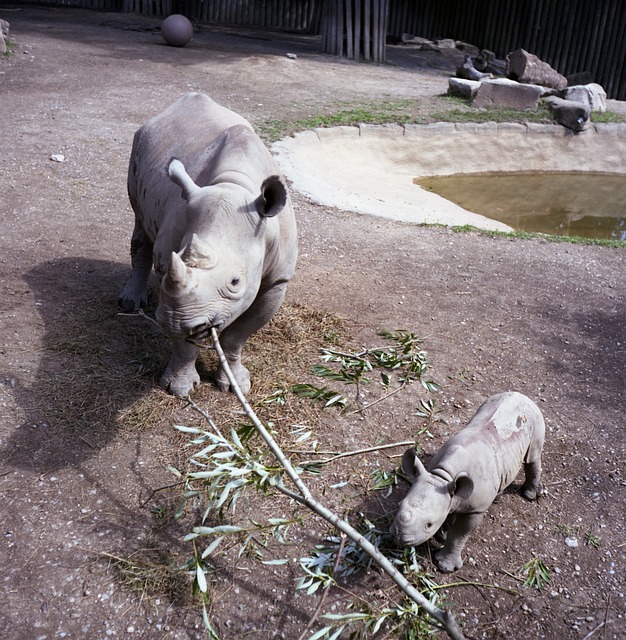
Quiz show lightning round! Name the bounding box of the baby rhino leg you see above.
[521,433,544,500]
[434,512,483,573]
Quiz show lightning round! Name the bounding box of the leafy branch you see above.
[184,327,467,640]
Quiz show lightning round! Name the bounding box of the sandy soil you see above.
[0,5,625,640]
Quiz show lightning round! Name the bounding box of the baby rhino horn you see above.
[163,251,192,291]
[181,233,216,268]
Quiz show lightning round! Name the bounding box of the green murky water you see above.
[415,172,626,241]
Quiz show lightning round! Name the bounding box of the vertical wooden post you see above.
[321,0,388,62]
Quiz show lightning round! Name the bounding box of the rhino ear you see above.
[256,175,288,218]
[168,159,200,201]
[181,233,216,268]
[448,472,474,500]
[401,448,427,482]
[163,250,192,290]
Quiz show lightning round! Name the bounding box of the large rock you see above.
[506,49,567,90]
[473,78,544,110]
[563,83,607,113]
[474,49,507,76]
[448,77,481,99]
[544,96,591,131]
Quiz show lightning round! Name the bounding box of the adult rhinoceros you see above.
[119,93,298,396]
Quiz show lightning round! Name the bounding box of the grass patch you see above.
[257,99,426,142]
[101,549,193,605]
[447,224,626,247]
[591,110,626,124]
[258,95,558,142]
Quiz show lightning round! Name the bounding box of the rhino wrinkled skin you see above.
[119,93,298,396]
[391,392,544,573]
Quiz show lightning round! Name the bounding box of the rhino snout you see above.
[392,509,438,547]
[180,317,222,341]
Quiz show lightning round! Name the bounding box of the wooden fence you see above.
[13,0,626,99]
[320,0,389,62]
[389,0,626,100]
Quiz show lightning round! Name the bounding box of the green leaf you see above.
[261,558,289,565]
[193,525,244,535]
[174,424,205,434]
[196,564,208,593]
[201,536,224,558]
[307,625,335,640]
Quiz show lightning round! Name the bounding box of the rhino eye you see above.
[231,277,240,287]
[426,522,433,529]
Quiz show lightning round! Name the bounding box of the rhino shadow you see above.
[3,256,168,473]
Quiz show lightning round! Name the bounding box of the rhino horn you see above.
[163,250,192,290]
[256,175,288,218]
[168,159,200,201]
[181,233,216,268]
[401,448,428,482]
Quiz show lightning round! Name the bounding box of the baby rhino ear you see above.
[448,472,474,500]
[401,448,428,482]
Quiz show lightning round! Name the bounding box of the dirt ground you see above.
[1,5,625,640]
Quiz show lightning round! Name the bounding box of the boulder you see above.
[563,83,607,113]
[435,38,457,50]
[506,49,567,90]
[544,96,591,131]
[477,49,507,76]
[456,41,481,58]
[448,77,481,99]
[473,78,544,110]
[400,34,434,47]
[567,71,594,86]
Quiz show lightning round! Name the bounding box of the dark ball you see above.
[161,14,193,48]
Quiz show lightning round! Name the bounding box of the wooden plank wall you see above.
[13,0,626,98]
[320,0,389,61]
[389,0,626,100]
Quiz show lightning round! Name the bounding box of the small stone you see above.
[286,53,297,60]
[564,536,579,548]
[50,154,65,163]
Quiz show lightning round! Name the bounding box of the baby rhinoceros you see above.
[391,392,544,573]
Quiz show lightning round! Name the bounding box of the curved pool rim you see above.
[272,122,626,233]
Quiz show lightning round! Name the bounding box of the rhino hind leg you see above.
[118,219,153,312]
[161,339,201,397]
[521,433,544,500]
[521,459,543,500]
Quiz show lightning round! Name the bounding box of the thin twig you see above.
[185,397,225,438]
[140,481,186,507]
[118,308,163,330]
[209,328,466,640]
[346,383,408,415]
[296,533,347,640]
[311,440,415,465]
[437,579,519,595]
[581,620,611,640]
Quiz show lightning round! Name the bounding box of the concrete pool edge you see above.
[272,122,626,232]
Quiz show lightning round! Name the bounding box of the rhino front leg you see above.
[434,512,484,573]
[119,219,153,312]
[214,281,288,394]
[160,338,201,397]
